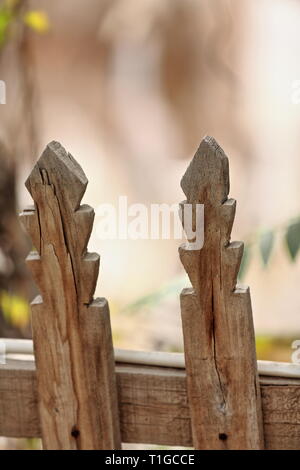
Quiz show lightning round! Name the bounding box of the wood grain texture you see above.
[179,136,264,449]
[0,359,299,449]
[19,142,121,450]
[0,359,40,438]
[261,384,300,450]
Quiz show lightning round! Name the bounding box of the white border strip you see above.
[2,338,300,379]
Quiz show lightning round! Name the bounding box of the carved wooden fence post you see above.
[20,142,121,450]
[179,136,264,449]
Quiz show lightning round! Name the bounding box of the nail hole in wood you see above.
[219,433,227,441]
[71,427,80,439]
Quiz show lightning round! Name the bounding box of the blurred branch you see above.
[0,0,49,336]
[0,0,49,48]
[123,214,300,315]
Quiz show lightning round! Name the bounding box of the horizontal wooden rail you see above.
[0,351,300,449]
[2,339,300,379]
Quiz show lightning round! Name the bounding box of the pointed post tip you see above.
[25,141,88,208]
[41,141,87,185]
[46,140,66,152]
[199,135,226,156]
[181,135,229,204]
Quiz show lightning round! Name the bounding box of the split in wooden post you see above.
[20,141,121,450]
[179,136,264,450]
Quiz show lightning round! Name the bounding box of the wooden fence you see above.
[0,136,300,449]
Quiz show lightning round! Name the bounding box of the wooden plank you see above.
[0,359,299,449]
[262,384,300,450]
[179,137,264,449]
[116,364,191,446]
[0,360,40,438]
[19,142,121,450]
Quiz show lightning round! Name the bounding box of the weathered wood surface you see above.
[19,142,121,450]
[0,359,299,449]
[179,136,264,449]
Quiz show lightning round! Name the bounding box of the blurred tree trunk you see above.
[0,1,38,338]
[0,142,29,337]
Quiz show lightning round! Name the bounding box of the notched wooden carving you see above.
[20,141,121,450]
[21,141,98,305]
[179,136,264,450]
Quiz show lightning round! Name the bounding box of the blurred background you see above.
[1,0,300,448]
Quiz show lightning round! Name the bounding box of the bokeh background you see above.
[1,0,300,448]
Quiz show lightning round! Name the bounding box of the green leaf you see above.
[0,7,13,46]
[286,219,300,261]
[259,230,274,267]
[238,244,251,281]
